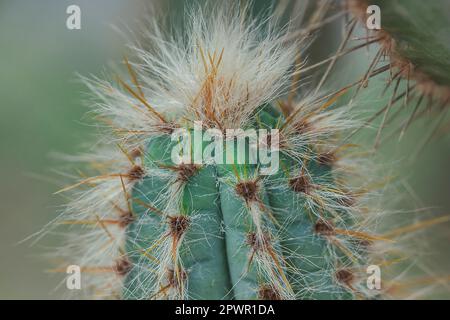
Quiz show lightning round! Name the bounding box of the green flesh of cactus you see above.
[370,0,450,90]
[123,106,353,300]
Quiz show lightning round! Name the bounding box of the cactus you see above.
[349,0,450,105]
[50,3,448,300]
[120,98,366,300]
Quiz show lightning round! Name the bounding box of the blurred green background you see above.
[0,0,448,299]
[0,0,152,299]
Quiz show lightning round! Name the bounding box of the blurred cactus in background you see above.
[350,0,450,106]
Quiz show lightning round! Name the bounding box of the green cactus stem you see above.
[122,106,355,299]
